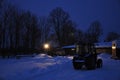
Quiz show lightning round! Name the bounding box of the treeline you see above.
[0,1,43,56]
[0,8,40,49]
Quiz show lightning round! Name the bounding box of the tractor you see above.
[72,42,102,70]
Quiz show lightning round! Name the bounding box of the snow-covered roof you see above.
[62,42,113,49]
[62,45,75,49]
[95,42,112,48]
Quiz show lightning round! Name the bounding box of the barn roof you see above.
[95,42,112,48]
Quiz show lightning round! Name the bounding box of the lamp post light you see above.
[112,43,117,59]
[112,45,116,50]
[44,43,50,54]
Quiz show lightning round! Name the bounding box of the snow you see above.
[0,53,120,80]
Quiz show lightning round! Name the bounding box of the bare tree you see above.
[75,29,84,42]
[104,32,120,42]
[61,20,76,45]
[86,21,103,43]
[39,16,50,45]
[6,5,20,48]
[49,7,76,46]
[0,0,3,8]
[20,11,41,49]
[30,15,41,49]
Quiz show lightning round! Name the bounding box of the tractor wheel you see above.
[73,62,82,70]
[73,62,79,70]
[85,56,96,70]
[97,59,103,68]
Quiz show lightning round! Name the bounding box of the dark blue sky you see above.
[10,0,120,41]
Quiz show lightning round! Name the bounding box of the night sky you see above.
[9,0,120,41]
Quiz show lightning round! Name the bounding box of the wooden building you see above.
[62,45,76,55]
[95,42,112,54]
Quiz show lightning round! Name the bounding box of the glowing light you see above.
[44,43,49,49]
[112,46,116,49]
[72,48,75,51]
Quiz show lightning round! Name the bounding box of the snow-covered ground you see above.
[0,53,120,80]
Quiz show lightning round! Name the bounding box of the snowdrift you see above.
[0,53,120,80]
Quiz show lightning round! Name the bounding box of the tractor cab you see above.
[73,42,102,70]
